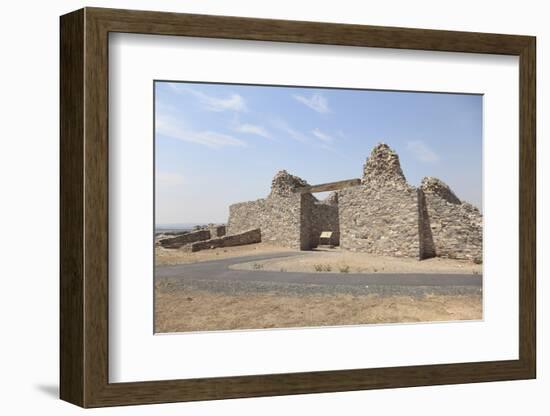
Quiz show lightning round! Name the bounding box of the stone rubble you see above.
[159,229,211,249]
[184,228,261,252]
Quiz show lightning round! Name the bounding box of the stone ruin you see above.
[158,224,261,252]
[227,170,340,249]
[227,143,482,261]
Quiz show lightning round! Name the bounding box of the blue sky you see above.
[155,81,482,225]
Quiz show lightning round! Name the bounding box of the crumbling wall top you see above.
[362,143,407,187]
[420,176,461,204]
[269,170,309,197]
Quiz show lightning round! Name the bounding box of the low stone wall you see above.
[159,229,211,249]
[186,229,261,252]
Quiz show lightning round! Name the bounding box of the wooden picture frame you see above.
[60,7,536,408]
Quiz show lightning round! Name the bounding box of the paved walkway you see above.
[156,252,482,287]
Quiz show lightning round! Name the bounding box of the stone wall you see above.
[339,144,421,257]
[208,224,226,238]
[338,144,482,260]
[227,171,306,249]
[298,193,316,250]
[227,194,304,249]
[227,199,265,235]
[420,177,482,260]
[308,196,340,246]
[158,229,211,249]
[417,188,436,259]
[186,228,261,252]
[339,184,420,257]
[229,197,342,249]
[225,144,482,261]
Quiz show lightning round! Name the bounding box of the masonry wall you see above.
[158,229,211,249]
[186,228,261,252]
[299,194,316,250]
[338,184,421,257]
[421,191,482,261]
[208,224,226,238]
[228,192,340,250]
[226,145,482,259]
[417,189,436,259]
[227,194,304,249]
[309,201,340,246]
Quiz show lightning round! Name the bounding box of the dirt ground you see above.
[230,248,482,274]
[155,243,294,266]
[155,244,482,332]
[155,284,482,333]
[156,244,481,274]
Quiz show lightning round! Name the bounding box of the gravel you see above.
[156,276,482,298]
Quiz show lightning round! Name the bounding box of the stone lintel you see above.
[294,178,361,194]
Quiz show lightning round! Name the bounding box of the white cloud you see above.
[293,93,330,113]
[233,122,271,139]
[169,84,247,112]
[312,128,333,143]
[270,120,336,146]
[270,118,308,142]
[156,171,185,187]
[156,115,246,149]
[407,140,440,162]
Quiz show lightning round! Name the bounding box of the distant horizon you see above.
[156,222,221,229]
[155,81,482,225]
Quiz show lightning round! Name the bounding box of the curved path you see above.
[156,252,482,287]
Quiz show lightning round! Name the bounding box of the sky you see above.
[155,81,482,226]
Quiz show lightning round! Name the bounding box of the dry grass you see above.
[155,286,482,333]
[232,249,482,275]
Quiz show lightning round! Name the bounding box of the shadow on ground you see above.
[35,384,58,399]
